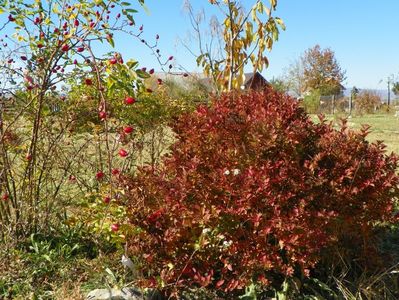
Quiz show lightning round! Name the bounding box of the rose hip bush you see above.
[0,0,158,237]
[122,89,399,297]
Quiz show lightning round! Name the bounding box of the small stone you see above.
[86,288,163,300]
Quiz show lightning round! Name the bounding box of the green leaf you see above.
[107,37,115,48]
[196,54,205,66]
[239,283,257,299]
[127,60,138,69]
[128,70,137,80]
[105,267,117,283]
[126,14,135,25]
[136,69,150,79]
[257,1,264,13]
[272,28,279,41]
[121,1,130,6]
[42,254,52,262]
[141,2,150,15]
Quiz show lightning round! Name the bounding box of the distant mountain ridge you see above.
[343,87,396,102]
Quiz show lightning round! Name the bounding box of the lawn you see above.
[313,113,399,154]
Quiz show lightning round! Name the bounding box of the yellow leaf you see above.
[251,7,257,21]
[52,4,59,14]
[275,17,286,30]
[259,38,264,49]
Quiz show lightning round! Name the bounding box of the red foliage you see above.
[123,89,399,296]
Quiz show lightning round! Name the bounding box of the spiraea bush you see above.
[122,89,399,298]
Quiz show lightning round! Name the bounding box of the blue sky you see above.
[125,0,399,90]
[1,1,398,91]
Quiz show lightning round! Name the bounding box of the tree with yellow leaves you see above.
[185,0,285,92]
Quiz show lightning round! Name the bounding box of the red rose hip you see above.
[124,96,135,105]
[111,223,119,232]
[99,111,106,120]
[96,171,105,180]
[119,149,128,157]
[123,126,134,134]
[61,44,69,52]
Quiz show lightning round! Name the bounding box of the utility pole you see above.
[332,95,335,115]
[350,86,358,117]
[349,94,352,117]
[386,74,395,106]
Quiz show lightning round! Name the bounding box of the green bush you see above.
[302,89,321,113]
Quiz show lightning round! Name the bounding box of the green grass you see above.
[0,226,128,300]
[347,114,399,154]
[312,112,399,154]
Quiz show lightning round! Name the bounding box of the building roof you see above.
[153,71,269,91]
[243,72,270,89]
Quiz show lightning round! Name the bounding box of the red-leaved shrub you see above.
[123,89,399,297]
